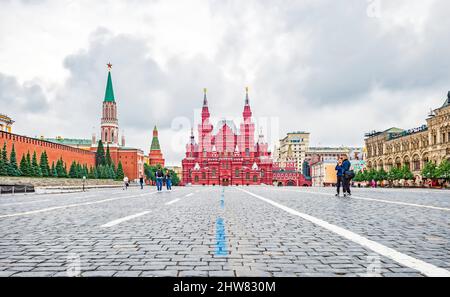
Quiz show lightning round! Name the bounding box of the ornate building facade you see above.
[365,91,450,180]
[148,126,165,167]
[272,160,311,187]
[182,88,273,186]
[0,114,14,133]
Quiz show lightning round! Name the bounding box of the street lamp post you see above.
[82,176,86,192]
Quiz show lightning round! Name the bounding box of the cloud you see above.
[0,73,49,113]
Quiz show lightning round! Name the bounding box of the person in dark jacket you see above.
[139,175,144,190]
[342,155,352,197]
[165,170,172,190]
[156,169,164,192]
[335,157,344,196]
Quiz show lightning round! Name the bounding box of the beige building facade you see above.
[276,131,310,172]
[0,114,14,133]
[365,92,450,180]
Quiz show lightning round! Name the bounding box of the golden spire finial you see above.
[246,86,249,93]
[203,88,207,94]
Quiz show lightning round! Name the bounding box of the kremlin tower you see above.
[148,125,165,167]
[90,63,145,180]
[101,63,120,147]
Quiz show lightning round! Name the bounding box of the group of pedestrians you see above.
[335,154,355,197]
[122,169,172,192]
[155,169,172,192]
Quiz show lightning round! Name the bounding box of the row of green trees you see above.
[144,163,180,186]
[421,160,450,181]
[0,141,124,180]
[353,165,414,183]
[353,160,450,183]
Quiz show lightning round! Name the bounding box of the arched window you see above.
[104,130,108,142]
[413,155,420,171]
[194,175,199,182]
[111,131,114,143]
[246,172,250,180]
[212,168,216,177]
[235,169,240,177]
[253,175,258,182]
[202,172,206,179]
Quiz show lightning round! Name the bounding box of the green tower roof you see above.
[150,126,161,151]
[104,71,115,102]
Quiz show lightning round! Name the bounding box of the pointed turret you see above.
[201,88,210,122]
[151,126,161,151]
[104,64,115,102]
[190,128,195,145]
[149,125,165,167]
[243,86,252,120]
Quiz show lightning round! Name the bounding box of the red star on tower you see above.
[107,63,112,70]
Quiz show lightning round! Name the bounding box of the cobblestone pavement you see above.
[0,186,449,277]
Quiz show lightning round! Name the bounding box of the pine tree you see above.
[0,146,5,176]
[69,161,77,178]
[76,163,83,178]
[105,144,112,166]
[82,165,88,178]
[109,164,116,180]
[19,154,29,176]
[51,161,57,177]
[31,151,40,177]
[7,144,20,176]
[96,140,106,166]
[52,162,58,177]
[26,151,31,176]
[1,142,10,175]
[40,151,50,177]
[93,166,99,179]
[116,161,124,180]
[62,162,68,178]
[56,158,65,178]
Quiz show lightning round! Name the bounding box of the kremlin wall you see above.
[0,131,96,169]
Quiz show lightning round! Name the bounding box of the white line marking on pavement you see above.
[0,192,157,219]
[0,200,50,206]
[100,211,151,228]
[237,188,450,277]
[289,190,450,212]
[185,193,194,197]
[165,198,180,205]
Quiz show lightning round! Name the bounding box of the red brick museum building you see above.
[182,89,273,186]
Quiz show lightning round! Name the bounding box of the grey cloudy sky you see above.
[1,0,449,165]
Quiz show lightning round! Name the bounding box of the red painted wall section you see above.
[1,131,95,168]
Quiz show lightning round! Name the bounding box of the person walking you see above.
[335,157,344,197]
[165,170,172,191]
[139,175,144,190]
[155,169,164,192]
[342,155,353,197]
[123,176,129,190]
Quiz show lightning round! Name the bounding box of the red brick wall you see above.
[116,149,144,181]
[1,131,95,169]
